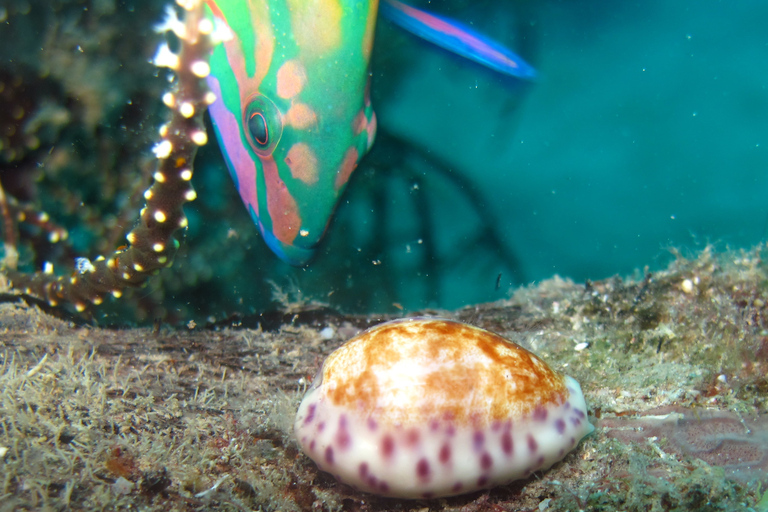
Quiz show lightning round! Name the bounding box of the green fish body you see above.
[204,0,378,265]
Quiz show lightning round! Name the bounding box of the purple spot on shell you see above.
[416,458,431,481]
[324,446,334,465]
[382,435,395,459]
[555,418,566,434]
[473,431,485,451]
[429,419,440,431]
[491,420,502,432]
[564,401,571,410]
[422,492,434,499]
[367,418,378,431]
[304,404,316,424]
[477,475,488,487]
[533,405,548,422]
[439,443,451,464]
[573,408,586,418]
[536,455,545,467]
[571,417,583,427]
[359,462,369,479]
[527,434,538,453]
[336,417,351,450]
[446,424,456,436]
[501,431,514,456]
[570,436,576,446]
[559,448,565,457]
[367,475,378,488]
[480,452,493,470]
[452,481,463,492]
[379,481,390,493]
[317,421,325,432]
[406,428,420,446]
[309,440,315,451]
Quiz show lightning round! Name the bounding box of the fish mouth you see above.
[260,227,318,266]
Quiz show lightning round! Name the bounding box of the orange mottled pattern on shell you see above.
[321,319,567,427]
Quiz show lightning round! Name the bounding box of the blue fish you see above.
[381,0,537,80]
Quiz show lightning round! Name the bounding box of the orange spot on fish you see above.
[352,110,369,136]
[276,60,307,99]
[334,147,359,191]
[285,103,317,129]
[285,143,319,185]
[263,157,301,245]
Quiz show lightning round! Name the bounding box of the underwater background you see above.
[1,0,767,323]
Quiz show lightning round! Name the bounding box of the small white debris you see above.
[538,498,552,511]
[25,353,48,378]
[717,374,727,383]
[319,326,335,340]
[0,446,8,458]
[112,476,134,495]
[195,474,230,498]
[152,42,180,70]
[681,278,694,294]
[152,140,173,159]
[75,257,96,274]
[211,16,234,44]
[154,5,186,39]
[574,342,589,351]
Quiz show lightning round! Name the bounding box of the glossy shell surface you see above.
[294,318,593,498]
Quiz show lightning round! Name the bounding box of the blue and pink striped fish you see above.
[203,0,535,265]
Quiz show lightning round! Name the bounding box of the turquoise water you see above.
[2,0,767,321]
[368,0,768,307]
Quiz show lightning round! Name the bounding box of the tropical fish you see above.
[381,0,537,80]
[203,0,534,266]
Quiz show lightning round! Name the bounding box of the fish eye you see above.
[248,111,268,145]
[243,95,283,156]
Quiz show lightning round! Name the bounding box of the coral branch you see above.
[5,0,216,314]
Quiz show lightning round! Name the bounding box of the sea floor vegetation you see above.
[1,244,768,511]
